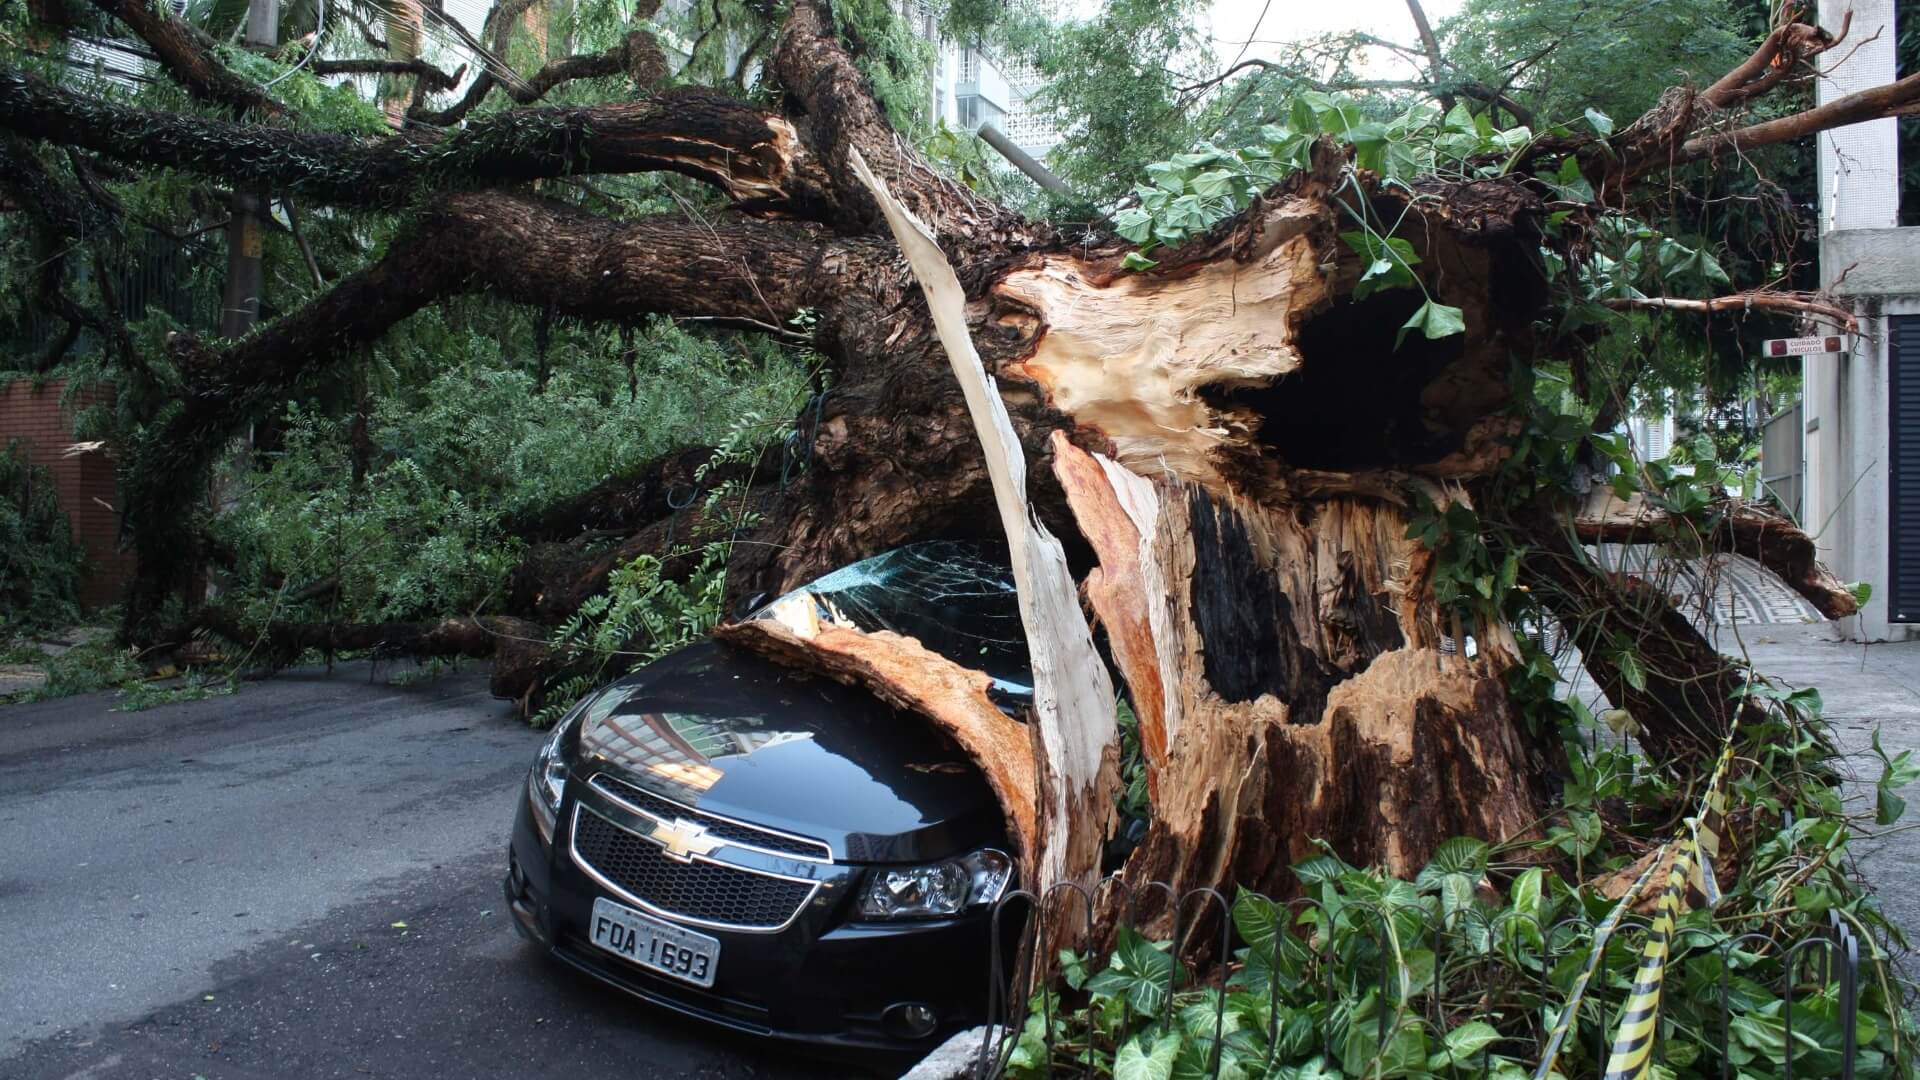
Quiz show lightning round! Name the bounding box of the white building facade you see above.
[903,0,1061,158]
[1804,0,1920,640]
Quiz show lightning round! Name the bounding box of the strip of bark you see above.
[1049,434,1169,792]
[849,147,1121,905]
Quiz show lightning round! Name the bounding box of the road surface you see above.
[0,663,841,1079]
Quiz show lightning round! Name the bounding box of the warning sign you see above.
[1764,335,1847,357]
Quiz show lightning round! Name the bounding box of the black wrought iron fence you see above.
[960,877,1867,1080]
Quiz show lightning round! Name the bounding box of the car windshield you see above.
[757,541,1033,701]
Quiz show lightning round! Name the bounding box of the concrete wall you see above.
[1805,0,1918,641]
[1806,304,1917,642]
[1817,0,1900,232]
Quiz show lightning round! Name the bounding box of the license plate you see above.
[589,897,720,988]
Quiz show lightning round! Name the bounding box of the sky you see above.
[1207,0,1466,77]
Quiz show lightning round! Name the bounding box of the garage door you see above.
[1894,316,1920,622]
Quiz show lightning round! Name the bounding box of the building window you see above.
[956,94,1003,132]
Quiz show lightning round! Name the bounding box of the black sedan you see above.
[504,542,1029,1056]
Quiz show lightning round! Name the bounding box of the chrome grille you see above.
[571,806,817,932]
[589,774,833,862]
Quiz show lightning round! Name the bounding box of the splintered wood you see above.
[731,149,1121,901]
[714,604,1037,860]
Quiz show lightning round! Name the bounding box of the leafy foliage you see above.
[1013,683,1916,1078]
[1438,0,1751,128]
[0,435,86,632]
[214,315,809,629]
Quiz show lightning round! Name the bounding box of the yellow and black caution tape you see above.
[1533,736,1740,1080]
[1530,847,1665,1079]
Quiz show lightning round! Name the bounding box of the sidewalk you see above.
[1738,623,1920,942]
[1563,619,1920,942]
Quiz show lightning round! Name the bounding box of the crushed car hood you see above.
[569,641,1005,863]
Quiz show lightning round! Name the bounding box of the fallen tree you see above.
[2,0,1900,922]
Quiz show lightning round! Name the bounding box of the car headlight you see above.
[858,848,1012,919]
[527,697,589,844]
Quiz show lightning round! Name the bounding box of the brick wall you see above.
[0,378,135,610]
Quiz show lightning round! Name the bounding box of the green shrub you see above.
[1005,684,1917,1079]
[213,315,812,629]
[0,436,86,633]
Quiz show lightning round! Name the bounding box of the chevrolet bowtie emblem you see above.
[650,817,726,862]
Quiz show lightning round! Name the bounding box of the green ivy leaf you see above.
[1395,300,1466,349]
[1429,1020,1502,1070]
[1871,729,1920,825]
[1120,251,1160,271]
[1617,649,1648,692]
[1188,169,1235,199]
[1114,1032,1181,1080]
[1584,108,1614,137]
[1112,207,1154,244]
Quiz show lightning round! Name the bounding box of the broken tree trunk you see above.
[18,0,1885,947]
[712,142,1564,925]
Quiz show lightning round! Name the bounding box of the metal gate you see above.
[1761,400,1804,523]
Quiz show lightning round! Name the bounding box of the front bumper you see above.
[506,778,1003,1055]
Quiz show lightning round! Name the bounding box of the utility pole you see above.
[218,0,276,342]
[209,0,276,566]
[976,123,1069,197]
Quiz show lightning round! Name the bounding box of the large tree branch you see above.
[121,193,880,636]
[1401,0,1456,112]
[166,193,871,395]
[1666,71,1920,172]
[770,0,1024,239]
[0,70,836,213]
[87,0,284,115]
[1571,486,1858,620]
[1601,290,1857,332]
[409,30,666,126]
[192,610,552,703]
[310,57,465,92]
[1508,506,1751,763]
[1699,11,1848,111]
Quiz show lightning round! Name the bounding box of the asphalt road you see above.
[0,663,841,1080]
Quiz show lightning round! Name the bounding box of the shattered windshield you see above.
[758,541,1032,700]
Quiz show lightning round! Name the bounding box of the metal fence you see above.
[960,877,1867,1080]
